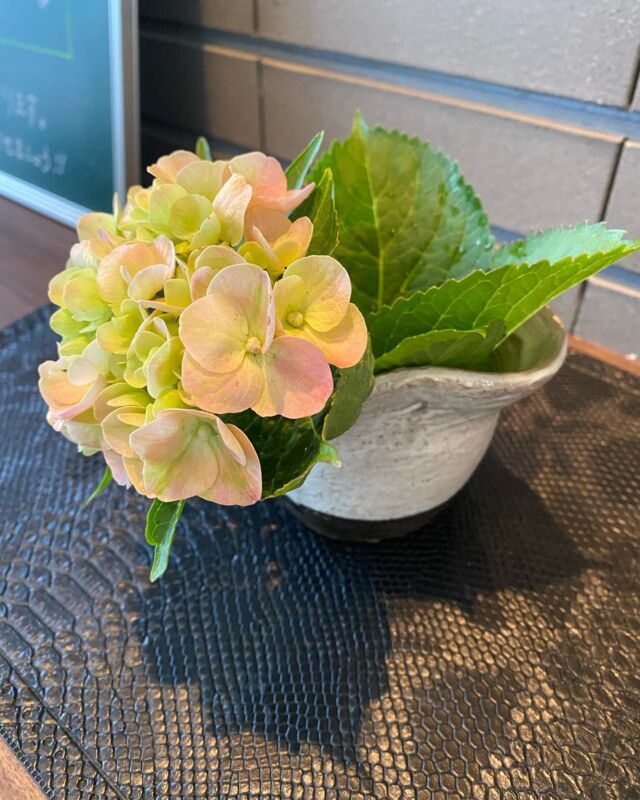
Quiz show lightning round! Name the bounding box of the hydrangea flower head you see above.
[38,141,369,575]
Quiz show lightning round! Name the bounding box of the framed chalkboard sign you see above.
[0,0,139,225]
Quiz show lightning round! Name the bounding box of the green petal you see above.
[148,184,188,234]
[169,194,213,238]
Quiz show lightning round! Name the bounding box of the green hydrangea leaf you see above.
[373,323,505,373]
[195,136,212,161]
[291,167,338,255]
[85,466,112,505]
[479,307,566,373]
[369,223,640,372]
[145,499,185,581]
[285,130,324,190]
[491,221,632,268]
[319,340,375,440]
[228,413,340,498]
[313,112,494,313]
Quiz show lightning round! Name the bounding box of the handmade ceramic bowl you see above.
[287,308,567,541]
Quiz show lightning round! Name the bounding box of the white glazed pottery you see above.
[288,309,568,540]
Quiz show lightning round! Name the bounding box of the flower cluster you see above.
[39,149,367,506]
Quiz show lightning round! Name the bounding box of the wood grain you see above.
[0,736,45,800]
[0,196,75,329]
[570,333,640,376]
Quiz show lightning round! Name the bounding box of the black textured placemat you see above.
[1,306,639,800]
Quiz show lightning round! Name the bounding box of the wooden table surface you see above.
[0,736,44,800]
[0,196,75,329]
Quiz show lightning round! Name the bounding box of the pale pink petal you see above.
[251,217,313,277]
[190,266,217,301]
[280,255,351,331]
[101,406,146,458]
[250,226,277,264]
[200,423,262,506]
[214,416,246,463]
[52,411,104,454]
[297,303,368,368]
[131,411,218,501]
[148,150,200,183]
[93,382,150,423]
[181,353,264,414]
[229,152,284,196]
[38,360,80,406]
[129,409,261,505]
[130,410,190,463]
[229,152,314,215]
[208,263,275,346]
[229,152,314,213]
[190,245,247,299]
[97,243,155,304]
[244,207,291,243]
[97,240,173,306]
[252,336,332,419]
[212,173,253,245]
[263,183,315,214]
[127,263,170,301]
[124,456,149,496]
[103,449,131,487]
[39,359,106,420]
[148,438,216,501]
[179,293,249,373]
[67,341,110,385]
[146,409,244,467]
[151,234,176,269]
[272,217,313,267]
[193,243,245,271]
[222,420,250,462]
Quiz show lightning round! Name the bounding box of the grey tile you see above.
[262,63,619,233]
[575,278,640,356]
[550,286,581,332]
[140,0,254,34]
[605,140,640,274]
[257,0,640,106]
[140,34,260,149]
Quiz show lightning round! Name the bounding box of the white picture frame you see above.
[0,0,139,226]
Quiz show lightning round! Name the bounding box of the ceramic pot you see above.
[287,309,567,541]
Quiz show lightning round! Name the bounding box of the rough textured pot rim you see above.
[289,311,568,532]
[372,312,568,397]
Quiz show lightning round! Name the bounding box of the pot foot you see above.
[282,498,450,542]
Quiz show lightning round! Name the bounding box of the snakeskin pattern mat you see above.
[0,306,639,800]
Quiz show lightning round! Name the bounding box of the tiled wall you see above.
[139,0,640,358]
